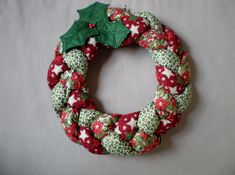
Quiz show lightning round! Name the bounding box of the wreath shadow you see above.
[87,45,114,112]
[87,42,200,158]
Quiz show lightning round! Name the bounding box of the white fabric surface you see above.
[1,0,235,175]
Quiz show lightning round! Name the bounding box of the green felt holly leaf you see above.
[95,20,130,48]
[60,2,130,52]
[77,2,109,23]
[60,20,99,52]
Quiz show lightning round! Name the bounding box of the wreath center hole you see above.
[87,45,156,114]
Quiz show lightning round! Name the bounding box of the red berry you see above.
[88,23,95,29]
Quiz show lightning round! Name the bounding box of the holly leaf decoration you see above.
[77,2,109,23]
[60,20,99,52]
[60,2,130,52]
[96,20,130,48]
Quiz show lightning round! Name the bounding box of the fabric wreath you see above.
[47,2,192,156]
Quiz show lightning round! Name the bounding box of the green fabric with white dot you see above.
[78,109,101,127]
[150,49,181,73]
[63,49,88,76]
[101,132,134,156]
[51,83,70,113]
[137,102,160,135]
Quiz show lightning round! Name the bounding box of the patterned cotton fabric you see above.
[47,3,192,156]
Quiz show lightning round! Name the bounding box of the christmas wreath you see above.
[47,2,192,156]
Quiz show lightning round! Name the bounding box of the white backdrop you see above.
[1,0,235,175]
